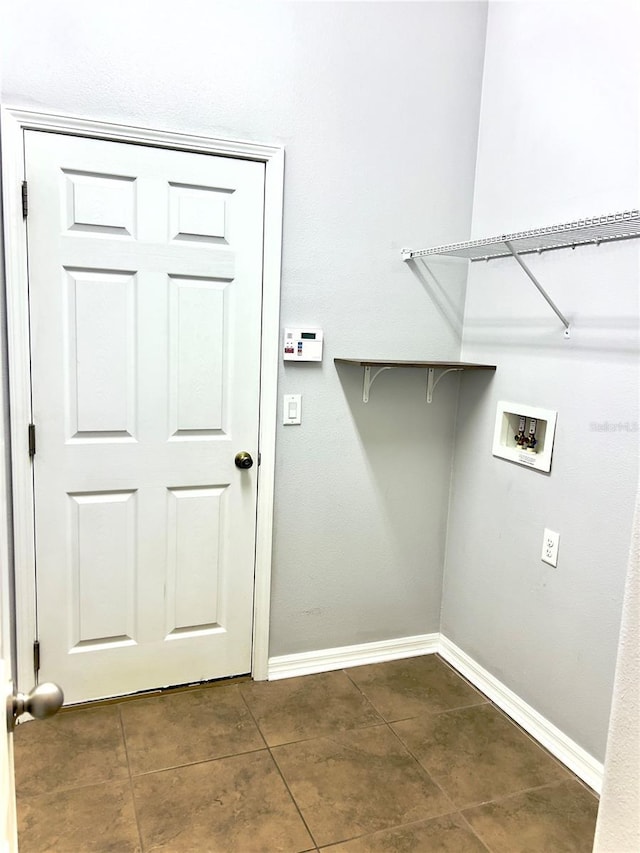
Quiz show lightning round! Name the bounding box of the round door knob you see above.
[22,682,64,720]
[235,451,254,469]
[7,682,64,731]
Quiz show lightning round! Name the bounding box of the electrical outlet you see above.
[541,528,559,567]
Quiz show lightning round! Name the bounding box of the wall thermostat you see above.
[283,328,323,362]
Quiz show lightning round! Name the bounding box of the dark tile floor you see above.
[13,655,599,852]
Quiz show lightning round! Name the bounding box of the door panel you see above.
[169,276,228,433]
[25,131,265,703]
[67,268,136,437]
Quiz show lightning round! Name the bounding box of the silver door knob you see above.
[6,682,64,732]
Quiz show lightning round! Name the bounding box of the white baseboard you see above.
[267,631,603,793]
[438,635,603,794]
[268,633,439,681]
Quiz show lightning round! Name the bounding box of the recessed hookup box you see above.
[492,401,557,472]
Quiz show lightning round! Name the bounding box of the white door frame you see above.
[0,106,283,692]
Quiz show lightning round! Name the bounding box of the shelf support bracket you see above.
[503,240,571,338]
[363,365,395,402]
[427,367,463,403]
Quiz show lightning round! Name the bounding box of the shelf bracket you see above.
[427,367,463,403]
[503,240,571,338]
[362,365,395,402]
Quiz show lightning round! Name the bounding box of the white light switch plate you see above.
[541,528,559,567]
[283,394,302,425]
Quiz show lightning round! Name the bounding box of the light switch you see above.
[283,394,302,425]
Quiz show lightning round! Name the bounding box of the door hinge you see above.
[28,423,36,457]
[258,451,262,467]
[22,181,28,218]
[33,640,41,674]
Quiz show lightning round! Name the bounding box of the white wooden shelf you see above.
[401,209,640,337]
[334,359,496,403]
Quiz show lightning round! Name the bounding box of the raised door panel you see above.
[165,486,226,637]
[68,491,137,650]
[169,276,229,436]
[65,268,136,440]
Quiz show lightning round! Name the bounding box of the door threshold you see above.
[57,673,253,712]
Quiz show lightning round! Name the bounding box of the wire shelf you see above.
[402,209,640,262]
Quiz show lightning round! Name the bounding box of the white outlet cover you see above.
[541,528,559,567]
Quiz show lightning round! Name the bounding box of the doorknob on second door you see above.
[6,682,64,732]
[235,451,254,469]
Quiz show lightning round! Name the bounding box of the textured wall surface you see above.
[442,1,639,761]
[0,1,488,655]
[594,493,640,850]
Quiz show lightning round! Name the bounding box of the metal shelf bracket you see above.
[362,365,395,402]
[362,365,465,403]
[427,367,463,403]
[503,241,571,338]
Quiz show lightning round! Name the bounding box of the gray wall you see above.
[0,2,488,656]
[442,1,639,761]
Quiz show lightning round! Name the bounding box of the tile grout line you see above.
[383,697,491,724]
[383,718,460,819]
[124,745,271,779]
[117,702,145,853]
[236,686,270,749]
[238,686,321,851]
[461,777,587,812]
[436,653,484,690]
[317,814,485,850]
[455,808,495,853]
[486,700,599,794]
[240,718,389,751]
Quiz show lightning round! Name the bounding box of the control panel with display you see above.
[283,328,323,361]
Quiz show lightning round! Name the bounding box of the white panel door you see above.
[24,131,265,703]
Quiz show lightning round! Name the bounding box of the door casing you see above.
[1,106,284,694]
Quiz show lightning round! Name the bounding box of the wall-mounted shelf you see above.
[334,359,496,403]
[401,209,640,338]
